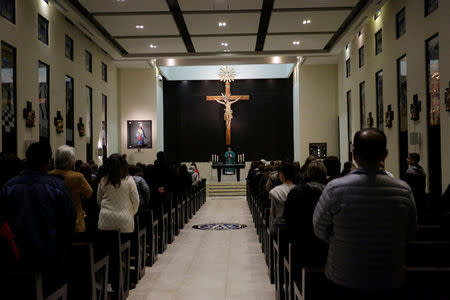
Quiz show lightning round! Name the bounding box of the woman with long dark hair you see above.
[97,154,139,233]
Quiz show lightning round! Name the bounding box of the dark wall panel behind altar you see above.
[163,76,293,162]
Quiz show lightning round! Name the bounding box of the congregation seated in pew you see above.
[0,141,207,299]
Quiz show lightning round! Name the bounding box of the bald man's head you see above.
[353,128,387,163]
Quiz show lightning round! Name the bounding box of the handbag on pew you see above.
[0,217,20,267]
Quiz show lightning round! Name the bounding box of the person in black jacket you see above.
[402,153,426,222]
[284,160,328,265]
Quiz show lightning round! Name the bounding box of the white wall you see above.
[119,68,161,165]
[299,64,339,163]
[337,0,449,191]
[0,0,119,162]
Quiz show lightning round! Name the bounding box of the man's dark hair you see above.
[26,142,52,170]
[0,153,24,188]
[75,159,83,170]
[278,163,297,181]
[353,128,387,162]
[128,165,137,176]
[156,151,167,162]
[323,156,341,177]
[408,153,420,163]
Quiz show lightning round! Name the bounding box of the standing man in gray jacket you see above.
[313,128,416,299]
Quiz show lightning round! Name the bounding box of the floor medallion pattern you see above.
[192,223,247,231]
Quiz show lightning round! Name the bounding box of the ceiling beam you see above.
[165,0,195,53]
[255,0,275,51]
[323,0,370,50]
[68,0,128,55]
[113,31,335,40]
[124,49,326,58]
[272,7,353,12]
[91,7,353,17]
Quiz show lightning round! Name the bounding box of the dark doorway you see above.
[425,34,442,201]
[86,86,93,162]
[346,90,352,161]
[397,55,408,176]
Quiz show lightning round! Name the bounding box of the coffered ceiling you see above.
[67,0,370,58]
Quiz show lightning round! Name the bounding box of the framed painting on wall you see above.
[127,120,152,149]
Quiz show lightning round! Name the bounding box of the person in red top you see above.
[191,162,200,179]
[0,216,19,268]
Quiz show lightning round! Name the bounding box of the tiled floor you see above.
[128,196,275,300]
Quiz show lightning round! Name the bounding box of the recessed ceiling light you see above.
[136,25,144,29]
[302,19,311,25]
[292,41,300,45]
[224,49,231,52]
[218,22,227,27]
[149,44,157,48]
[220,42,228,47]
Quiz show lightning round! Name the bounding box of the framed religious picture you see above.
[127,120,152,149]
[309,143,327,159]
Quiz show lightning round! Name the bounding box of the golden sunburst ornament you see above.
[218,66,237,83]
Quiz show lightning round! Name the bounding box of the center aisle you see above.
[128,196,275,300]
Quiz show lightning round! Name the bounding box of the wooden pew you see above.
[283,241,327,300]
[168,193,176,244]
[175,192,182,235]
[158,204,169,253]
[1,271,68,300]
[95,231,131,300]
[122,215,147,287]
[290,241,450,300]
[416,225,449,241]
[292,266,332,300]
[139,208,158,266]
[68,242,109,300]
[187,189,193,220]
[273,228,288,300]
[292,266,450,300]
[407,241,450,267]
[405,267,450,299]
[181,191,187,227]
[263,208,270,264]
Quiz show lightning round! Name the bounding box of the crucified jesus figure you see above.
[214,93,241,131]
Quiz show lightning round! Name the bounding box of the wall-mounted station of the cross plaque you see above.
[309,143,327,159]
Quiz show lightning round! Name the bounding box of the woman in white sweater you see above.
[97,154,139,233]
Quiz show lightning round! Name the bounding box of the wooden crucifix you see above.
[206,66,249,145]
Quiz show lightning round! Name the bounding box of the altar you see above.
[211,163,246,182]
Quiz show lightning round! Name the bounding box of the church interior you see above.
[1,0,449,299]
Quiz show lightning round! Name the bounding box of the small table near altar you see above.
[212,163,246,182]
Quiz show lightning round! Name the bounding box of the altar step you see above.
[207,182,247,197]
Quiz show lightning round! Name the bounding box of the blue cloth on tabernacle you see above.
[0,171,76,268]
